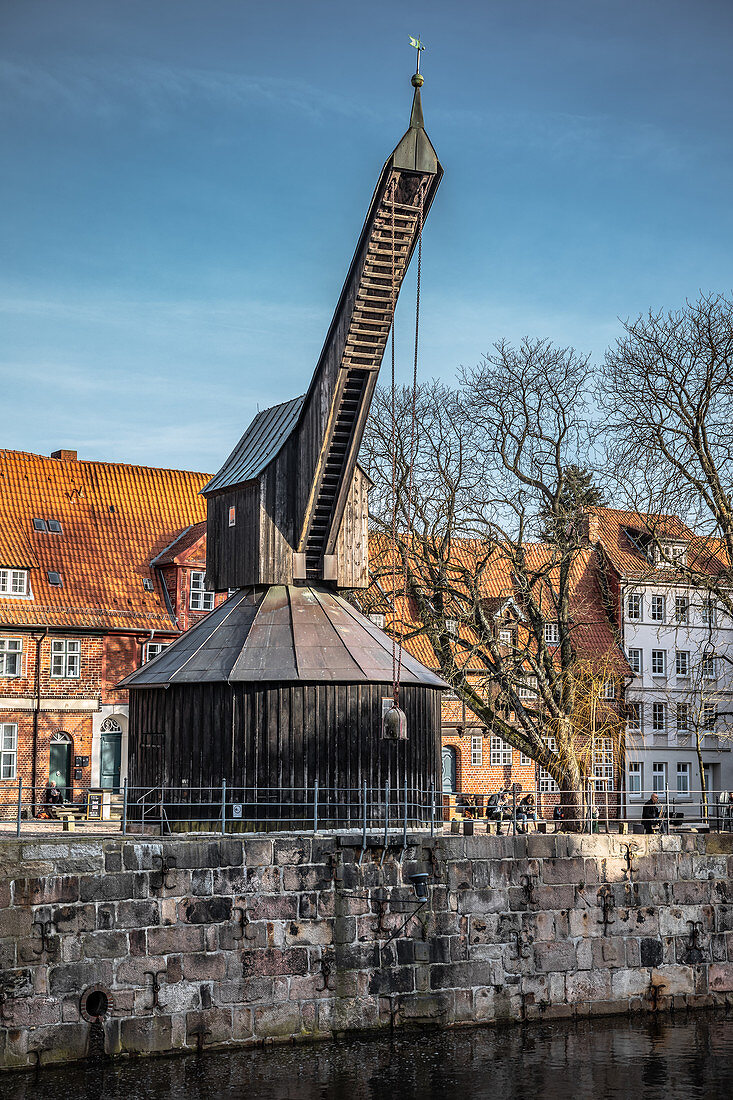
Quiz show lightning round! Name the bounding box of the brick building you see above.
[0,448,222,804]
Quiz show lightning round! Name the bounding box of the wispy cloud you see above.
[0,57,379,126]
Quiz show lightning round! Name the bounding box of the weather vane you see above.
[409,35,425,86]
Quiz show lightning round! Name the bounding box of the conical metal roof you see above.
[120,586,447,688]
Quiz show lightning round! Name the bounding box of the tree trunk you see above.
[558,757,585,832]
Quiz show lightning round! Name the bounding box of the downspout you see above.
[30,628,48,812]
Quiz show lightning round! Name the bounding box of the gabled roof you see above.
[202,394,305,495]
[587,506,729,581]
[151,521,207,567]
[0,449,210,630]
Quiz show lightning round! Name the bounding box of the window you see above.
[676,703,689,732]
[652,701,666,732]
[627,594,642,621]
[32,518,47,532]
[628,762,642,796]
[471,735,483,766]
[703,704,717,731]
[490,735,512,766]
[603,679,616,700]
[144,642,170,663]
[0,723,17,779]
[190,571,214,612]
[651,650,666,676]
[701,598,717,625]
[701,654,716,681]
[0,638,22,677]
[368,613,385,629]
[100,717,122,733]
[498,628,513,646]
[519,750,532,766]
[445,619,458,636]
[142,578,154,592]
[518,675,537,700]
[652,761,667,793]
[47,571,62,587]
[675,596,689,624]
[228,505,236,527]
[544,622,560,644]
[675,650,690,677]
[0,569,28,596]
[677,762,691,796]
[47,519,62,534]
[650,595,665,622]
[593,737,614,791]
[626,702,642,733]
[627,648,642,675]
[539,736,558,792]
[50,639,80,678]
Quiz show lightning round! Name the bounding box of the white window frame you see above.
[593,737,614,792]
[603,679,616,700]
[144,641,171,663]
[0,723,17,779]
[539,736,559,792]
[627,648,642,675]
[675,650,690,677]
[368,613,385,629]
[703,704,717,731]
[701,598,717,626]
[519,750,532,766]
[676,702,689,733]
[675,595,689,624]
[471,735,483,766]
[627,593,642,621]
[50,639,81,679]
[490,735,512,766]
[701,654,716,681]
[0,638,22,677]
[628,761,642,797]
[445,618,458,636]
[518,675,537,700]
[650,595,666,623]
[543,621,560,645]
[651,649,666,677]
[676,761,691,797]
[498,627,513,646]
[652,701,666,732]
[652,761,667,793]
[0,569,29,597]
[190,571,214,612]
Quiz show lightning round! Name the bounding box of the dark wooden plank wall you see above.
[335,466,369,588]
[128,682,441,823]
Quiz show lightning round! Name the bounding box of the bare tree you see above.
[600,292,733,612]
[359,341,627,825]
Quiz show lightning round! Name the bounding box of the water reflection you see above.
[5,1014,733,1100]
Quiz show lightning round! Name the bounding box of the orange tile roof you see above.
[588,506,729,580]
[0,449,209,630]
[152,521,207,566]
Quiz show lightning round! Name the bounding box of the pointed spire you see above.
[391,73,439,175]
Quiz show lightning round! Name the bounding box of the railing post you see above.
[430,780,435,838]
[665,785,670,835]
[313,779,318,833]
[221,778,227,835]
[362,779,367,847]
[16,778,22,837]
[121,777,128,835]
[512,785,516,837]
[160,785,164,837]
[384,779,390,846]
[403,772,408,847]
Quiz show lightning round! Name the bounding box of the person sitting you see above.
[486,788,510,833]
[552,804,565,832]
[516,792,538,832]
[642,792,662,834]
[44,780,64,819]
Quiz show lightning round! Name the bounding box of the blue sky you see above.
[2,0,732,473]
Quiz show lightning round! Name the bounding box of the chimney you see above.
[51,449,78,462]
[579,511,600,543]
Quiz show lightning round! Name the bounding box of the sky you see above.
[2,0,732,473]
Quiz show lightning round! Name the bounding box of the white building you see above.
[589,508,733,820]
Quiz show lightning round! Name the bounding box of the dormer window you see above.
[143,578,154,592]
[190,571,214,612]
[498,628,513,646]
[624,528,653,562]
[368,613,386,629]
[656,541,687,568]
[445,618,458,636]
[0,569,28,597]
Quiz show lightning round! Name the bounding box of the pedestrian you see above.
[642,792,662,834]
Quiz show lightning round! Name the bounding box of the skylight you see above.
[33,518,47,532]
[47,571,63,587]
[47,519,62,534]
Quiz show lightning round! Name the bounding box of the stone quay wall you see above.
[1,830,733,1070]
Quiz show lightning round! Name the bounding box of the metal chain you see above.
[389,176,399,705]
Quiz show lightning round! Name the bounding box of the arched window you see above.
[100,717,122,734]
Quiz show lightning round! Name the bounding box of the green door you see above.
[49,740,71,798]
[100,731,122,792]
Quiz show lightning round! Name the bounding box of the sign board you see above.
[86,793,103,821]
[232,803,243,819]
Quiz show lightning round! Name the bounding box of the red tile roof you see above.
[0,449,209,630]
[588,506,729,580]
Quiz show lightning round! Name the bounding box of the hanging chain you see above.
[389,175,399,705]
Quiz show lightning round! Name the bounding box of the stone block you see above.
[14,876,79,906]
[568,908,602,939]
[526,835,561,859]
[115,955,164,986]
[80,872,146,903]
[213,866,249,894]
[241,946,309,977]
[253,1001,301,1039]
[246,894,298,922]
[650,964,695,996]
[659,904,714,936]
[640,938,663,966]
[541,857,586,885]
[429,960,495,990]
[368,966,414,996]
[533,884,576,911]
[566,968,612,1002]
[285,919,333,947]
[705,834,733,855]
[591,938,625,968]
[243,839,273,868]
[708,963,733,992]
[273,838,312,866]
[81,931,129,959]
[190,869,213,896]
[181,952,226,981]
[691,855,728,880]
[147,925,205,955]
[157,979,201,1013]
[181,896,232,924]
[115,899,160,929]
[533,940,577,973]
[122,842,162,871]
[21,842,103,875]
[49,960,113,996]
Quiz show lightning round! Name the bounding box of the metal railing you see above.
[0,781,731,838]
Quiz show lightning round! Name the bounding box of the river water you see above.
[4,1014,733,1100]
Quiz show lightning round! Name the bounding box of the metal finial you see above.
[409,36,425,86]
